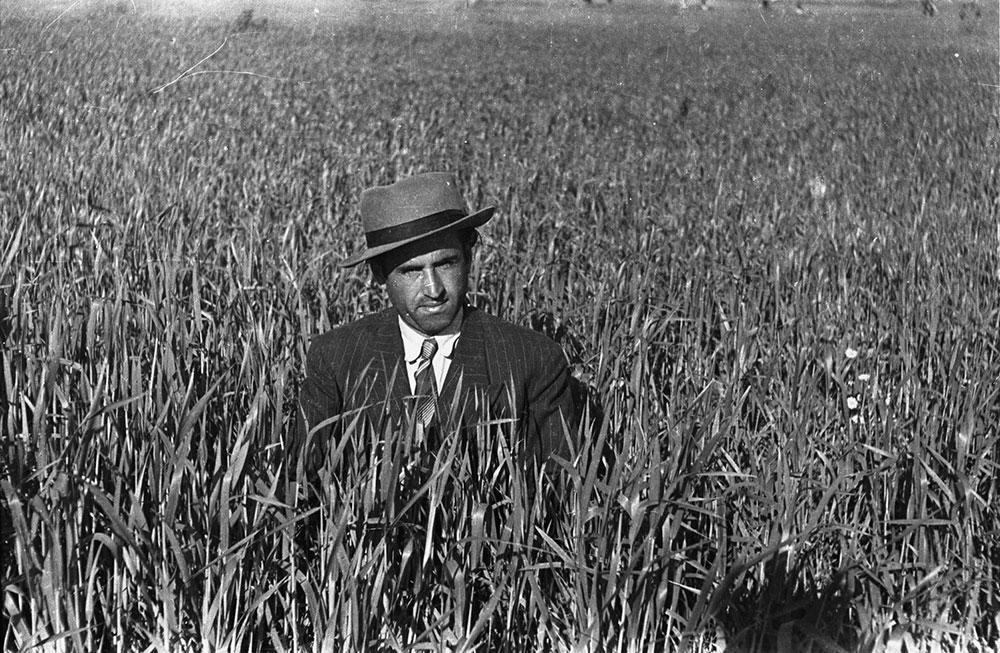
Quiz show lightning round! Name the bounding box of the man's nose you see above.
[422,269,445,297]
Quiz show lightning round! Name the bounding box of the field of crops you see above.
[1,0,998,650]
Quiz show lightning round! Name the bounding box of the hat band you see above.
[365,209,467,248]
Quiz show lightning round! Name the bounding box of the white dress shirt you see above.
[398,317,460,393]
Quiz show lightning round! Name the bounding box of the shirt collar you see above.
[398,316,461,364]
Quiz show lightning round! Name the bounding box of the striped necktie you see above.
[414,337,438,428]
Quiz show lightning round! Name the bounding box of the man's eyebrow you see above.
[394,252,459,272]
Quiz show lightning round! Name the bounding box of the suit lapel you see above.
[365,306,502,421]
[441,306,492,399]
[366,309,409,410]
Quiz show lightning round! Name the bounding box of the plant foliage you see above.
[1,2,998,651]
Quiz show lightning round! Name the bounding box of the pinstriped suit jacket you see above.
[298,305,576,462]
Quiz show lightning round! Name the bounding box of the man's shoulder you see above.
[307,309,395,356]
[468,307,566,357]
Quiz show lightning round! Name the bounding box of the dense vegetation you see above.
[1,1,997,650]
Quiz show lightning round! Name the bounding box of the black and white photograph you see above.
[1,0,997,649]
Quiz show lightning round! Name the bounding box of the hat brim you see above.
[339,206,495,268]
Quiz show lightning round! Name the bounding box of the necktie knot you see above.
[419,338,438,363]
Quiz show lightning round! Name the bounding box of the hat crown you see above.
[360,172,467,232]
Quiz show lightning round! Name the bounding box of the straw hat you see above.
[340,172,495,268]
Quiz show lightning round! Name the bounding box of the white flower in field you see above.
[957,428,969,451]
[844,347,858,359]
[846,396,859,410]
[808,175,827,200]
[857,373,870,382]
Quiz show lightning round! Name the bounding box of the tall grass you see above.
[2,2,998,650]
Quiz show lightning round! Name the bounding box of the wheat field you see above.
[1,0,998,650]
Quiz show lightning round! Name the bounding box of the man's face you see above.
[377,232,471,336]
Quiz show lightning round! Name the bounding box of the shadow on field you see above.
[710,550,859,653]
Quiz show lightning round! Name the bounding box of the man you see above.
[298,172,576,466]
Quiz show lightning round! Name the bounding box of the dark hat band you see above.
[365,209,467,248]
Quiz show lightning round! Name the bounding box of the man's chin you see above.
[411,308,460,336]
[415,320,450,336]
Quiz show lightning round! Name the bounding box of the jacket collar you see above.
[368,308,410,406]
[375,304,493,408]
[440,305,491,397]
